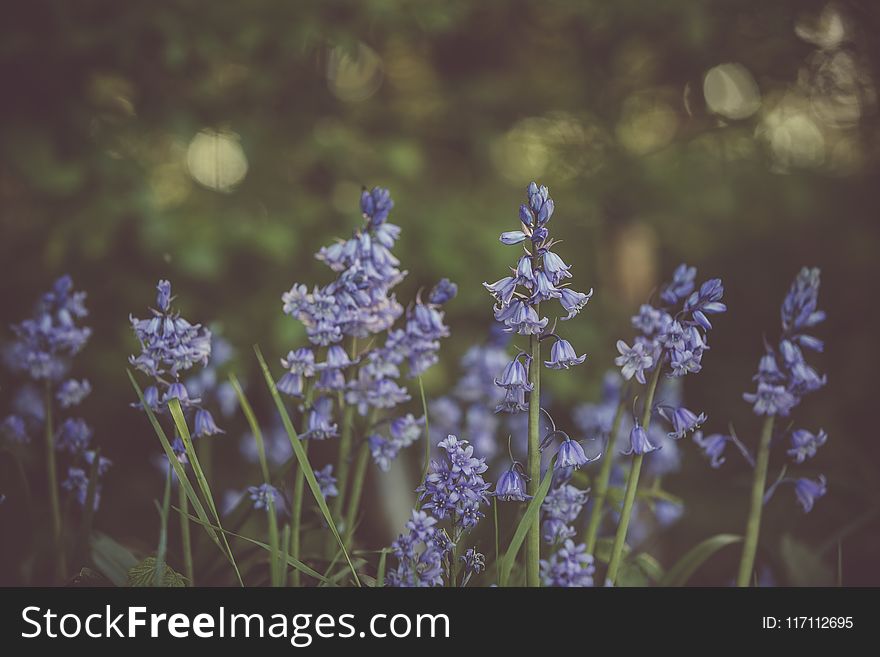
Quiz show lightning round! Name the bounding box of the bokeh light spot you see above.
[185,129,248,192]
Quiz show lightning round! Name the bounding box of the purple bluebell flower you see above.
[631,304,667,336]
[428,278,458,306]
[743,382,798,417]
[302,397,338,440]
[482,276,518,306]
[540,539,595,587]
[315,464,339,498]
[542,250,571,285]
[542,484,589,544]
[787,428,827,464]
[56,379,91,408]
[418,435,490,530]
[558,288,592,321]
[62,467,101,510]
[556,437,594,469]
[360,186,395,227]
[693,431,729,468]
[661,406,707,439]
[56,417,92,454]
[794,475,827,513]
[615,340,654,385]
[386,510,450,587]
[493,465,531,502]
[494,300,548,335]
[460,548,485,576]
[494,354,532,390]
[622,423,660,455]
[660,264,696,305]
[500,231,527,245]
[495,386,528,414]
[193,408,223,437]
[544,339,586,370]
[1,415,29,444]
[248,483,284,513]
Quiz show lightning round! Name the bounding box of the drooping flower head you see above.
[417,435,490,532]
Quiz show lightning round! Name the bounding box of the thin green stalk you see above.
[74,448,101,570]
[44,381,65,583]
[584,385,630,554]
[280,524,292,586]
[343,441,370,548]
[332,403,356,521]
[606,365,661,585]
[267,497,281,586]
[494,498,500,585]
[179,485,194,585]
[291,440,310,586]
[156,465,172,586]
[418,376,431,488]
[525,330,541,587]
[736,415,775,587]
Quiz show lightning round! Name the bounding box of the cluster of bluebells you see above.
[369,413,423,472]
[484,181,592,415]
[278,187,454,472]
[696,268,828,514]
[615,264,727,456]
[418,435,490,532]
[1,276,110,509]
[389,435,489,586]
[130,280,223,461]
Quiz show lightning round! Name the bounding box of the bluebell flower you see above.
[494,354,532,391]
[661,406,707,439]
[614,340,654,385]
[743,382,798,417]
[301,397,338,440]
[495,386,528,414]
[163,381,199,408]
[558,288,592,321]
[360,186,395,227]
[781,267,824,344]
[386,510,450,587]
[622,423,660,455]
[493,465,531,502]
[544,338,586,370]
[460,548,485,575]
[56,379,91,408]
[542,250,572,285]
[514,255,535,287]
[494,300,548,335]
[693,431,729,468]
[315,464,339,498]
[62,467,101,510]
[130,280,211,380]
[556,437,594,469]
[369,434,401,472]
[428,278,458,306]
[8,275,92,381]
[482,276,518,306]
[248,483,284,514]
[56,418,92,454]
[631,304,667,336]
[530,270,562,303]
[794,475,827,513]
[542,484,589,544]
[277,372,305,397]
[1,415,29,444]
[655,500,684,527]
[787,428,827,464]
[84,450,113,476]
[193,408,223,437]
[500,230,527,245]
[660,264,696,305]
[540,539,595,587]
[418,435,490,530]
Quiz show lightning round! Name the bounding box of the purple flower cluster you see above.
[417,435,490,532]
[615,263,726,455]
[539,539,595,587]
[542,481,590,544]
[743,267,826,417]
[484,182,591,406]
[369,413,423,471]
[248,483,284,514]
[386,510,453,587]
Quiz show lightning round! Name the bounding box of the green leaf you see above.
[90,532,139,587]
[254,345,361,587]
[499,458,555,587]
[175,506,329,584]
[167,397,244,586]
[617,553,665,587]
[376,549,388,588]
[660,534,742,586]
[128,557,187,587]
[780,534,833,586]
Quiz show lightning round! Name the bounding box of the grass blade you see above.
[175,507,328,583]
[254,345,361,587]
[499,458,555,587]
[660,534,743,587]
[168,397,243,586]
[376,549,388,588]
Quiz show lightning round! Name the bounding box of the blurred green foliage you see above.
[2,0,879,585]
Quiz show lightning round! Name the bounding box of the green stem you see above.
[179,485,194,585]
[267,497,280,586]
[44,381,65,583]
[332,403,356,521]
[343,441,370,548]
[291,440,310,586]
[156,465,172,586]
[606,365,661,585]
[525,330,541,587]
[736,415,775,587]
[584,385,630,554]
[418,376,431,489]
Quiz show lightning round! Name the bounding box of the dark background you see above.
[1,0,878,585]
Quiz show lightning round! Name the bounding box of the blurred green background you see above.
[1,0,879,585]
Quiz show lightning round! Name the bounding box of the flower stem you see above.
[583,385,630,555]
[736,415,775,587]
[418,375,431,490]
[332,402,356,522]
[343,441,370,548]
[156,465,172,586]
[291,439,310,586]
[606,366,661,585]
[44,381,65,583]
[526,330,542,587]
[179,485,194,585]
